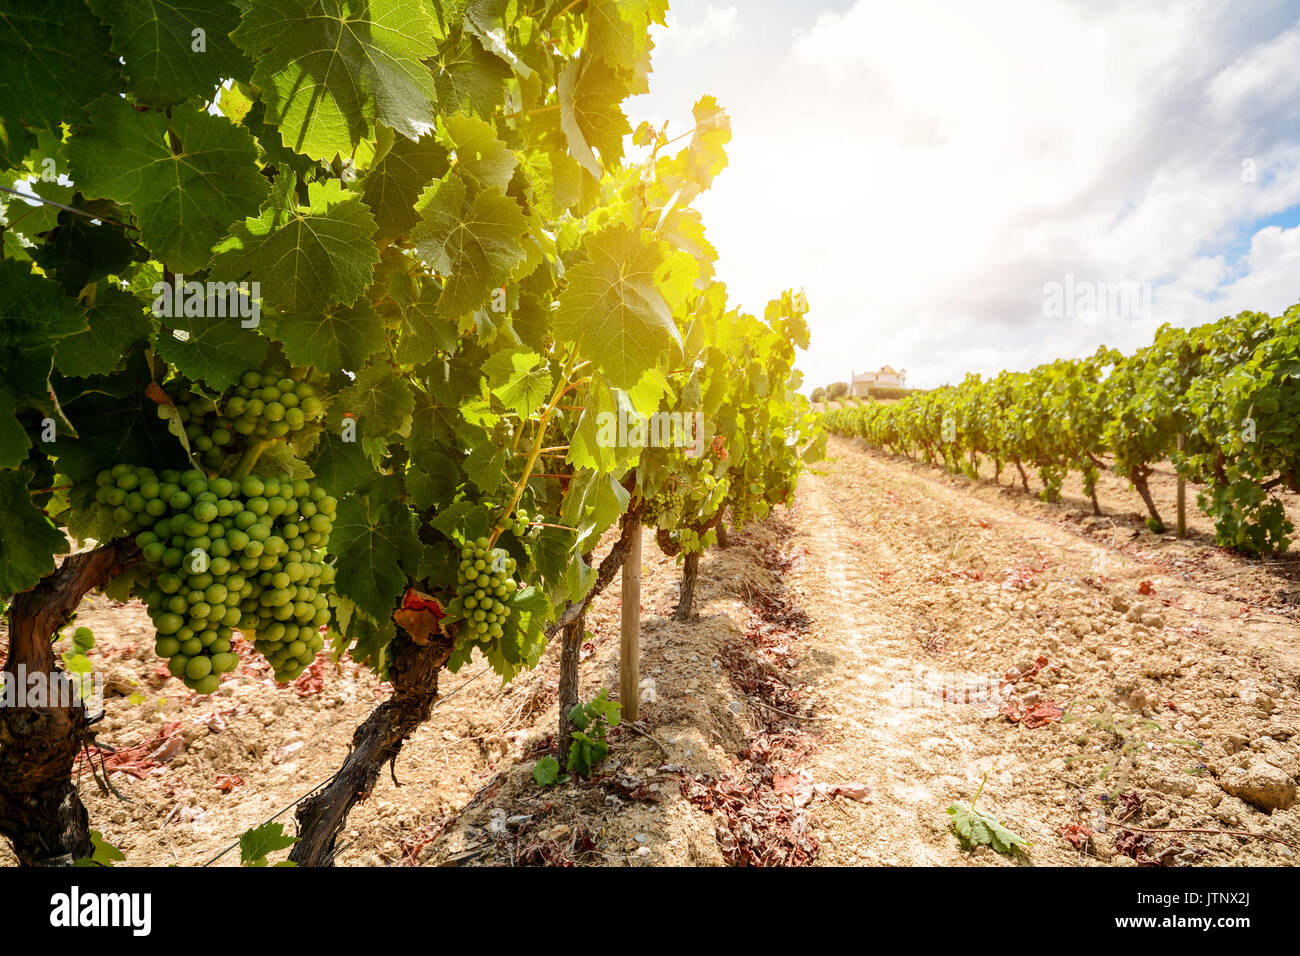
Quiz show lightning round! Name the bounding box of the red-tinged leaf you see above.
[1022,701,1063,728]
[1116,828,1158,865]
[1057,822,1094,849]
[215,774,245,793]
[145,382,172,406]
[1138,580,1155,595]
[393,598,445,646]
[401,586,445,616]
[813,782,872,803]
[293,656,326,698]
[1001,698,1062,728]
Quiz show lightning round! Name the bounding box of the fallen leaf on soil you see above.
[1057,822,1094,849]
[76,721,183,779]
[813,782,872,803]
[608,772,663,803]
[1000,698,1063,728]
[772,772,815,807]
[1114,790,1144,821]
[1002,655,1054,686]
[215,774,244,793]
[293,655,326,697]
[1138,580,1156,596]
[1115,828,1157,865]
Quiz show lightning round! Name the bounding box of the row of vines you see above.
[0,0,820,866]
[823,306,1299,554]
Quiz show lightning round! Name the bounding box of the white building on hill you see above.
[850,365,907,396]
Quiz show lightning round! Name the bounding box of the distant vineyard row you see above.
[822,305,1300,554]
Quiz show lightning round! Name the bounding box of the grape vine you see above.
[823,305,1299,553]
[0,0,817,866]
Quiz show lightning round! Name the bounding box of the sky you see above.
[624,0,1300,392]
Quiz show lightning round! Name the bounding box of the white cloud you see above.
[630,0,1300,391]
[660,5,739,54]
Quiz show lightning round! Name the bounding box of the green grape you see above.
[88,455,337,692]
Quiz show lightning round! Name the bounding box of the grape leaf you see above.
[441,113,515,193]
[559,545,597,605]
[405,454,456,510]
[493,584,551,678]
[0,258,88,349]
[585,0,652,75]
[533,755,561,786]
[232,0,445,162]
[461,441,505,496]
[272,300,386,373]
[0,3,120,133]
[0,113,35,169]
[426,499,492,542]
[65,99,269,274]
[519,148,583,220]
[554,224,680,389]
[54,287,151,378]
[238,822,298,867]
[0,260,87,467]
[562,471,629,551]
[336,363,414,464]
[27,204,145,295]
[329,494,419,621]
[211,180,379,315]
[52,351,189,483]
[395,281,459,365]
[360,132,449,242]
[428,31,511,119]
[0,179,75,241]
[308,430,376,499]
[85,0,249,107]
[568,374,619,473]
[0,466,69,597]
[410,175,528,321]
[461,0,531,77]
[558,56,630,179]
[484,349,552,419]
[946,804,1030,856]
[153,307,269,391]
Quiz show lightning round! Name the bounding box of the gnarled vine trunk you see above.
[290,628,455,867]
[1014,460,1030,494]
[1130,466,1164,529]
[292,507,646,865]
[0,541,137,866]
[673,552,700,621]
[556,613,583,763]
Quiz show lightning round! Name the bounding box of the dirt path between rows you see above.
[783,437,1299,865]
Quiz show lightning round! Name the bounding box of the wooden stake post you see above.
[1176,432,1187,539]
[620,514,642,721]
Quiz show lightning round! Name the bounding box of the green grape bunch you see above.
[92,463,337,692]
[451,536,519,641]
[156,384,240,471]
[155,366,325,471]
[226,368,326,441]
